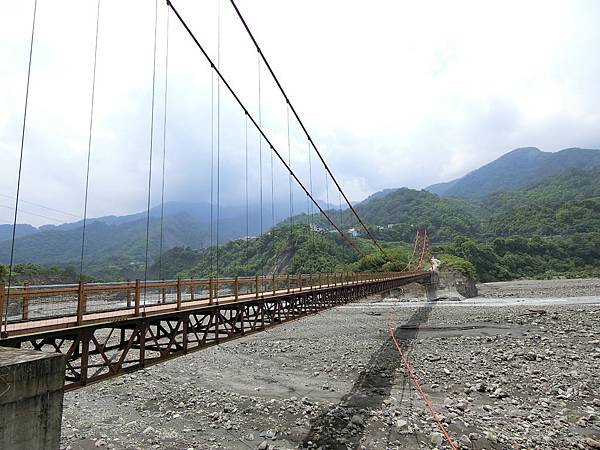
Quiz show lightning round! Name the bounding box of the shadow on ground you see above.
[301,298,434,449]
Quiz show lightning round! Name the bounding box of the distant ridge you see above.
[425,147,600,198]
[356,188,399,204]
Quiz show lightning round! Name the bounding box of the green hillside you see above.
[0,213,212,279]
[157,224,378,279]
[333,168,600,242]
[482,168,600,237]
[426,147,600,198]
[2,161,598,284]
[349,188,484,242]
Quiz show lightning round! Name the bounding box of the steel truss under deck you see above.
[0,274,429,390]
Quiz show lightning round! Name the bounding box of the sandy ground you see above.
[61,278,600,450]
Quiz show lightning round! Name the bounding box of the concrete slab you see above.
[0,346,66,450]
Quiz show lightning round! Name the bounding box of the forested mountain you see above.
[349,188,483,242]
[155,224,377,280]
[0,198,336,275]
[324,167,600,242]
[0,213,211,275]
[149,167,600,283]
[426,147,600,198]
[482,168,600,237]
[0,224,38,242]
[1,149,599,283]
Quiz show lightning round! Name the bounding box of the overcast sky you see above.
[1,0,599,227]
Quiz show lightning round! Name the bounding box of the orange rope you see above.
[387,318,458,450]
[403,229,420,272]
[416,228,428,269]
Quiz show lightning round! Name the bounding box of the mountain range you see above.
[155,165,600,282]
[425,147,600,198]
[0,198,337,276]
[1,145,598,279]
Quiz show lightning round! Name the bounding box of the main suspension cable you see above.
[158,5,170,281]
[79,0,102,282]
[142,0,159,309]
[0,204,66,225]
[403,229,420,272]
[0,193,79,219]
[227,0,386,257]
[3,0,38,336]
[166,0,364,256]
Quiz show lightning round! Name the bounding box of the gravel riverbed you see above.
[61,278,600,450]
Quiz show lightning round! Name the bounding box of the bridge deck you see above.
[0,272,430,389]
[1,271,426,339]
[4,279,368,337]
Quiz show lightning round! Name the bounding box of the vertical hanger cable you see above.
[158,6,170,280]
[79,0,102,282]
[142,0,160,311]
[3,0,38,335]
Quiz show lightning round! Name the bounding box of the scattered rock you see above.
[351,414,365,427]
[429,431,443,447]
[58,279,600,450]
[585,438,600,449]
[395,419,408,431]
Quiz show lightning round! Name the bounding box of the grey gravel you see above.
[60,277,600,449]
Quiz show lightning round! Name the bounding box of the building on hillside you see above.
[348,227,359,237]
[310,223,325,233]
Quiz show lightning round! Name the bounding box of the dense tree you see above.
[2,168,599,283]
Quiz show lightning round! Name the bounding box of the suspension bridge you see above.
[0,0,433,389]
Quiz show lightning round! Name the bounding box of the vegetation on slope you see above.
[482,168,600,237]
[0,214,211,268]
[0,263,86,285]
[426,147,600,198]
[2,165,598,284]
[437,233,600,282]
[156,224,377,279]
[309,188,483,243]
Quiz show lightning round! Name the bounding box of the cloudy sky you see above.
[1,0,599,226]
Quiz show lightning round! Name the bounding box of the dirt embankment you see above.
[389,269,478,302]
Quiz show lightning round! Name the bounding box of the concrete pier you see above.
[0,347,66,450]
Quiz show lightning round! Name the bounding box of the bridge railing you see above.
[0,271,420,326]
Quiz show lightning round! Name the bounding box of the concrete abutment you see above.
[0,347,66,450]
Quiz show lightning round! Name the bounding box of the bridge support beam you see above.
[0,274,429,390]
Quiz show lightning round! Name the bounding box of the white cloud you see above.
[1,0,599,226]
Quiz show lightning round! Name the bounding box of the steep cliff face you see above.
[389,269,478,301]
[436,269,478,298]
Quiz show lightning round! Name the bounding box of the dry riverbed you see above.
[61,278,600,450]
